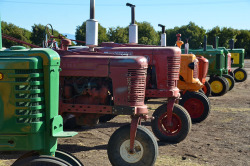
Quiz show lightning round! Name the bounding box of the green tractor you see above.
[0,17,83,166]
[185,36,235,96]
[227,39,248,82]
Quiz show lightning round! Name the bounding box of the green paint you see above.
[0,48,76,156]
[0,15,2,50]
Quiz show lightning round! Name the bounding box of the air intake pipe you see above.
[126,3,138,44]
[0,15,2,50]
[158,24,166,47]
[229,39,234,50]
[86,0,98,49]
[214,36,219,49]
[203,35,207,51]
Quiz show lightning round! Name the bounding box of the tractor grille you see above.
[167,56,180,87]
[127,69,147,105]
[15,69,45,123]
[193,59,199,79]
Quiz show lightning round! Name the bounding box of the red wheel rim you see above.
[183,98,204,119]
[157,112,182,136]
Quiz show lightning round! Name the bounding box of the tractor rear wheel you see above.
[12,155,70,166]
[151,103,191,143]
[223,74,235,91]
[234,68,248,82]
[209,76,229,96]
[55,150,84,166]
[108,124,158,166]
[179,91,210,123]
[202,81,211,97]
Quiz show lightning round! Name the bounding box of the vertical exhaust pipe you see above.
[203,35,207,51]
[214,36,219,49]
[86,0,98,50]
[126,3,138,44]
[0,15,2,50]
[185,39,189,54]
[158,24,166,47]
[229,39,234,50]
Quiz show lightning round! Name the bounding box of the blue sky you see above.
[0,0,250,35]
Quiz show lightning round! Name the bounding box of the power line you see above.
[0,0,248,7]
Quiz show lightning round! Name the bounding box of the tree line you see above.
[1,21,250,57]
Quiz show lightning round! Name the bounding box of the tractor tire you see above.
[234,68,248,82]
[108,124,158,166]
[179,91,210,123]
[55,149,84,166]
[223,74,235,91]
[202,81,211,97]
[209,76,229,96]
[12,155,70,166]
[151,103,192,143]
[229,71,234,78]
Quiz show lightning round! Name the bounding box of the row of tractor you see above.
[0,1,247,166]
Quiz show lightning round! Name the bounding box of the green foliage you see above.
[107,26,129,43]
[1,21,32,48]
[75,21,108,45]
[207,27,239,48]
[235,30,250,58]
[137,22,160,45]
[166,22,206,49]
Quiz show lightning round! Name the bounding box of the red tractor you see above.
[54,2,192,144]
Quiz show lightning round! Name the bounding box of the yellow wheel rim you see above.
[226,78,232,87]
[235,71,245,81]
[210,80,223,93]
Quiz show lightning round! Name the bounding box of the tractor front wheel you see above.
[107,125,158,166]
[179,91,210,123]
[234,68,248,82]
[55,150,84,166]
[151,104,192,143]
[223,74,235,91]
[202,81,211,97]
[209,76,229,96]
[12,155,70,166]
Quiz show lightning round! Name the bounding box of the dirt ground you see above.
[1,60,250,166]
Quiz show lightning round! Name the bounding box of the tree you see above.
[75,21,108,45]
[1,21,32,48]
[207,27,239,48]
[137,21,159,45]
[235,30,250,58]
[165,22,206,49]
[107,26,129,43]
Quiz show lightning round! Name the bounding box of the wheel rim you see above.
[235,71,245,81]
[225,78,232,88]
[183,98,204,119]
[157,112,182,136]
[120,140,143,163]
[210,80,223,93]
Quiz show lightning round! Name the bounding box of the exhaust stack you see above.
[185,39,189,54]
[0,16,2,50]
[86,0,98,49]
[158,24,166,47]
[126,3,138,44]
[229,39,234,50]
[214,36,219,49]
[203,35,207,51]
